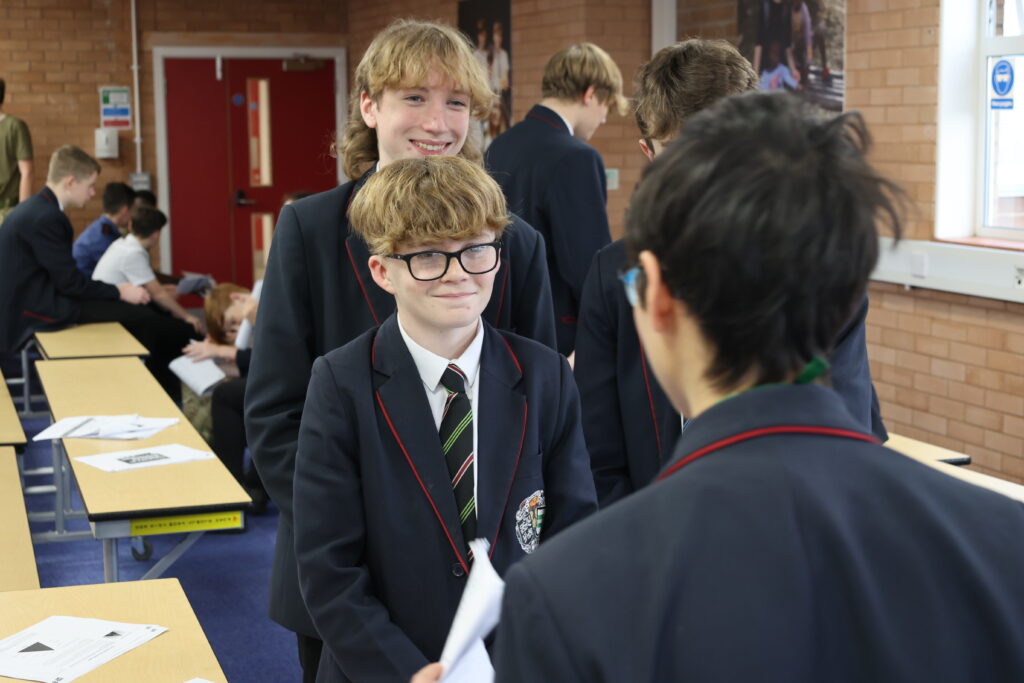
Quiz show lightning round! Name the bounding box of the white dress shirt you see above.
[397,314,484,518]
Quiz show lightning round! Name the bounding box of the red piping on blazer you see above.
[346,240,379,326]
[637,339,662,459]
[656,425,879,483]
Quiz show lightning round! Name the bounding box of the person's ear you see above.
[582,85,597,106]
[638,138,655,161]
[368,254,397,295]
[360,92,378,128]
[638,250,677,334]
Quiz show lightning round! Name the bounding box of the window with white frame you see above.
[979,0,1024,239]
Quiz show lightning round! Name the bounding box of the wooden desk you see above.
[0,371,26,447]
[34,322,148,360]
[886,433,971,466]
[0,579,227,682]
[35,357,249,581]
[0,447,38,592]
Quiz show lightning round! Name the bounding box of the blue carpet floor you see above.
[19,412,301,682]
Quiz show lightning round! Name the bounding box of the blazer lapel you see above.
[475,326,527,554]
[373,317,469,566]
[344,231,395,325]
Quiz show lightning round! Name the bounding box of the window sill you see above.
[937,236,1024,253]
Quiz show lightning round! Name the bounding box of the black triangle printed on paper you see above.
[19,642,54,653]
[104,631,122,637]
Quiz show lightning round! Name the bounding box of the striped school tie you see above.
[439,363,476,557]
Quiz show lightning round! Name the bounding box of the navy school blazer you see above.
[293,315,597,683]
[244,171,557,637]
[574,239,888,508]
[486,104,612,355]
[493,384,1024,682]
[0,186,119,351]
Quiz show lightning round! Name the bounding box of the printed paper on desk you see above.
[439,539,505,682]
[33,415,179,441]
[75,444,215,473]
[169,355,226,397]
[0,615,167,683]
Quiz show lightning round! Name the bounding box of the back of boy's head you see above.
[349,156,510,256]
[134,189,157,207]
[541,43,628,116]
[625,92,904,391]
[205,283,249,344]
[130,205,167,239]
[47,145,100,184]
[634,39,758,142]
[102,182,136,215]
[340,19,495,180]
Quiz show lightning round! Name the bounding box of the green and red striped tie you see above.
[440,363,476,557]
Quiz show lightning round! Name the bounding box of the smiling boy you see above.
[294,156,596,682]
[244,20,557,682]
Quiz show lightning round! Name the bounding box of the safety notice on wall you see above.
[100,85,132,128]
[991,59,1014,110]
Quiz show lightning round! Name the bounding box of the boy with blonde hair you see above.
[295,156,595,681]
[487,42,627,355]
[244,19,556,681]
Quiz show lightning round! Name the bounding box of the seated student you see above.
[72,181,135,277]
[473,93,1024,681]
[294,156,596,682]
[244,20,557,680]
[93,205,201,334]
[574,39,886,508]
[0,146,188,400]
[183,283,268,511]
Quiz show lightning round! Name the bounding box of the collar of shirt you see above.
[397,313,484,393]
[553,109,574,136]
[123,233,145,250]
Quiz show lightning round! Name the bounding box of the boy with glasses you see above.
[294,156,596,682]
[244,20,557,680]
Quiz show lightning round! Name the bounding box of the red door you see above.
[165,57,338,288]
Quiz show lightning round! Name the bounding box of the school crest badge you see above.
[515,490,545,554]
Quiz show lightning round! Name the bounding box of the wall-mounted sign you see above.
[99,86,132,128]
[991,59,1015,110]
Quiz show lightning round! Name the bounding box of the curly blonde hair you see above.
[339,19,496,180]
[349,156,510,255]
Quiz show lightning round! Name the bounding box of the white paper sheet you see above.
[169,355,226,397]
[182,679,217,683]
[0,615,167,683]
[75,444,215,473]
[439,539,505,682]
[33,415,179,442]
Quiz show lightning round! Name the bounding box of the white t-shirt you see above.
[92,234,156,286]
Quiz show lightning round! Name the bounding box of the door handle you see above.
[235,189,257,206]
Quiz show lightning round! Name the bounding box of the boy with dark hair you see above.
[73,181,136,277]
[486,42,628,355]
[485,91,1024,682]
[245,19,557,681]
[0,77,33,225]
[93,205,200,334]
[295,155,595,682]
[574,39,884,508]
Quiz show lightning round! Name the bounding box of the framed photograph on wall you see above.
[459,0,512,149]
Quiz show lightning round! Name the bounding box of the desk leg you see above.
[51,440,65,534]
[103,538,120,582]
[139,532,204,580]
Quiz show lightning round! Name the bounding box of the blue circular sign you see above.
[993,59,1014,97]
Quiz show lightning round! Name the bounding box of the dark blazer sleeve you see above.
[236,347,252,376]
[540,356,599,538]
[493,562,584,683]
[294,357,429,680]
[28,212,117,301]
[546,148,612,308]
[829,296,887,441]
[506,218,556,349]
[244,204,314,523]
[574,251,632,506]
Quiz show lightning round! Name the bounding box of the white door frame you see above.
[152,45,347,272]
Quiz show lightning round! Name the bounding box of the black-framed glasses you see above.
[386,241,503,281]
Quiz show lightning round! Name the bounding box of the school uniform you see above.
[0,187,119,351]
[493,383,1024,682]
[244,171,557,646]
[575,239,888,507]
[294,314,597,683]
[486,104,612,355]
